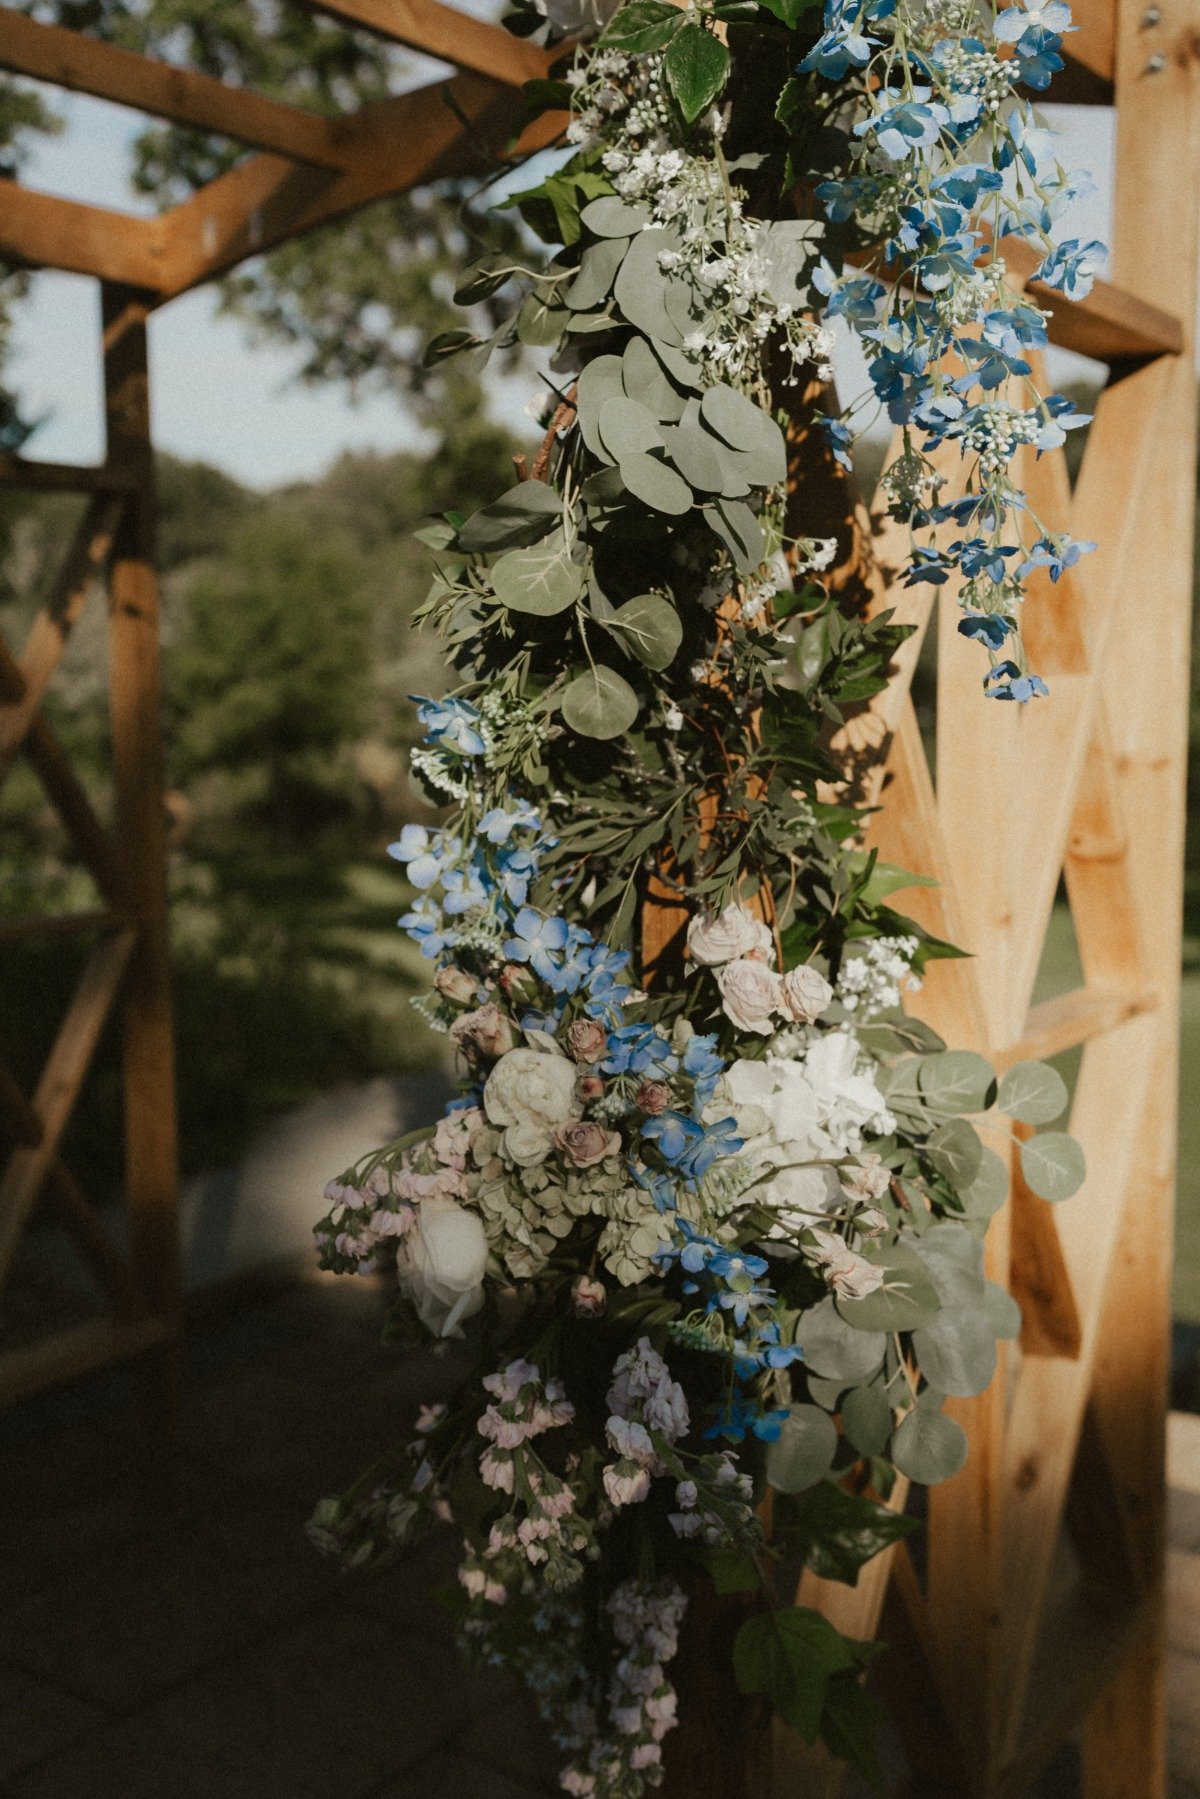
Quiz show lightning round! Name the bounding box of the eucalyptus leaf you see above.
[982,1280,1021,1340]
[614,229,685,345]
[795,1298,886,1384]
[491,530,583,616]
[836,1241,942,1333]
[701,384,785,462]
[598,395,664,461]
[767,1405,838,1494]
[457,482,561,553]
[608,593,683,669]
[997,1059,1069,1125]
[622,335,687,422]
[806,1374,846,1411]
[561,664,640,739]
[516,293,569,348]
[890,1405,968,1484]
[648,338,706,390]
[959,1144,1009,1219]
[703,498,765,572]
[925,1117,983,1190]
[620,451,693,515]
[582,196,652,237]
[575,355,627,462]
[1019,1131,1086,1203]
[661,422,726,492]
[840,1385,893,1458]
[911,1304,997,1397]
[566,237,628,312]
[913,1221,984,1305]
[663,23,731,124]
[916,1050,997,1114]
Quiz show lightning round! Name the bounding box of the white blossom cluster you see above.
[567,49,833,383]
[834,935,922,1019]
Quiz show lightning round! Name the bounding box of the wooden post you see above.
[102,282,182,1496]
[1077,1,1200,1790]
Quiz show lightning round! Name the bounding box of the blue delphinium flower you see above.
[1035,237,1105,301]
[983,661,1050,702]
[411,694,487,758]
[388,824,450,891]
[503,907,570,984]
[959,612,1016,649]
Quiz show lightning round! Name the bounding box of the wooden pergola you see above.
[0,2,1196,1794]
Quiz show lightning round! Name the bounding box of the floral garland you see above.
[310,0,1092,1785]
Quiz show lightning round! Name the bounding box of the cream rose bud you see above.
[433,965,478,1008]
[841,1153,891,1203]
[554,1119,619,1167]
[565,1018,607,1063]
[780,963,833,1024]
[571,1274,607,1317]
[450,1004,517,1060]
[717,958,782,1035]
[686,902,773,967]
[396,1197,488,1338]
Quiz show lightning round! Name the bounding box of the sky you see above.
[6,80,1115,491]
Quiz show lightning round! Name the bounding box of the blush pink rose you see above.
[717,958,782,1034]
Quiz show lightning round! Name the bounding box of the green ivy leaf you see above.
[663,24,731,124]
[602,0,687,52]
[457,482,561,553]
[733,1607,860,1743]
[1019,1130,1086,1203]
[561,664,640,739]
[758,0,824,23]
[700,1546,761,1595]
[997,1059,1069,1125]
[783,1480,919,1586]
[821,1670,885,1791]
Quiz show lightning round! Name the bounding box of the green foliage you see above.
[733,1606,883,1779]
[778,1481,919,1585]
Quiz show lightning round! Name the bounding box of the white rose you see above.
[687,903,773,967]
[484,1047,580,1164]
[717,958,782,1035]
[397,1196,489,1338]
[780,964,833,1024]
[802,1033,895,1143]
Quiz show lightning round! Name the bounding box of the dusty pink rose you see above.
[780,963,833,1024]
[554,1119,619,1167]
[565,1018,608,1063]
[840,1153,891,1203]
[635,1079,672,1115]
[571,1274,607,1317]
[687,902,773,967]
[450,1003,517,1060]
[433,964,478,1007]
[577,1073,606,1102]
[716,957,782,1035]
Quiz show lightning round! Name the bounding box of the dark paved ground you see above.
[0,1274,1196,1798]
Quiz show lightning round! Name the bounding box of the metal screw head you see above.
[1145,48,1168,69]
[1141,4,1161,23]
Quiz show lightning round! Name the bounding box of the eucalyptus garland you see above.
[310,0,1092,1786]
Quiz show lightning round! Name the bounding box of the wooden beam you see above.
[153,71,562,299]
[995,986,1158,1071]
[0,910,125,944]
[301,0,553,86]
[1006,238,1183,363]
[0,176,168,287]
[0,493,122,788]
[0,455,137,494]
[0,928,136,1286]
[1010,1163,1084,1359]
[0,9,354,170]
[0,1313,170,1407]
